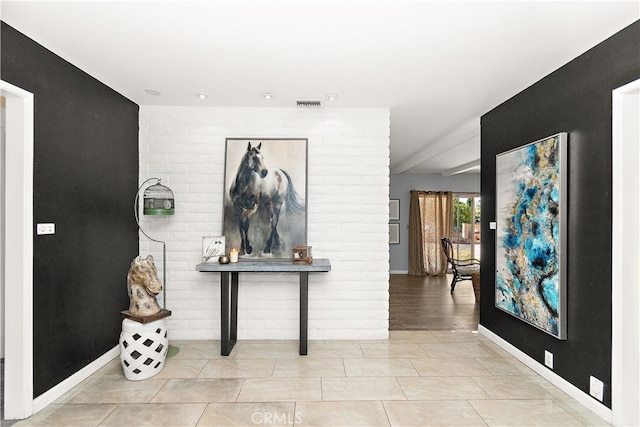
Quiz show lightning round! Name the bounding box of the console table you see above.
[196,259,331,356]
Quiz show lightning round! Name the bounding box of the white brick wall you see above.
[139,106,390,340]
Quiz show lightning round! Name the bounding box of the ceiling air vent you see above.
[296,100,322,109]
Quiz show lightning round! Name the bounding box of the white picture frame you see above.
[203,236,225,263]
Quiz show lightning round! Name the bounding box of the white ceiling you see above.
[1,1,638,175]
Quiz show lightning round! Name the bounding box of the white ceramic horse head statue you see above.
[127,255,163,317]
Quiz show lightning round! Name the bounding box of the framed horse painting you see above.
[222,138,308,260]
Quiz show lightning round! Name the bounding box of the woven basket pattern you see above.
[119,319,168,381]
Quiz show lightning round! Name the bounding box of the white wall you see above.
[1,97,5,358]
[139,106,391,340]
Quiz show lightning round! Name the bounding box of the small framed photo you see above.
[389,223,400,245]
[203,236,225,263]
[389,199,400,221]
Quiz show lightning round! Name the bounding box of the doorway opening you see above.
[1,80,34,421]
[611,78,640,427]
[452,193,481,261]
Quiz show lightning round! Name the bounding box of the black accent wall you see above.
[1,22,139,397]
[480,20,640,409]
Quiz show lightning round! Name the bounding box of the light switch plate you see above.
[36,223,55,235]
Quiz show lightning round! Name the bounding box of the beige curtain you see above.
[408,191,453,276]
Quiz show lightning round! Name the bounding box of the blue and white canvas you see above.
[495,133,567,339]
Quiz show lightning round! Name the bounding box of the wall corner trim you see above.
[478,325,612,424]
[31,346,120,415]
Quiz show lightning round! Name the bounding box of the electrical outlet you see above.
[544,350,554,369]
[590,376,604,401]
[36,223,55,235]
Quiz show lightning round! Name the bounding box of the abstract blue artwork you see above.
[495,133,567,339]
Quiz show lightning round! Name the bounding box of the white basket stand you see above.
[119,309,171,381]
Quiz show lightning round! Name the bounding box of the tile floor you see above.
[12,331,609,426]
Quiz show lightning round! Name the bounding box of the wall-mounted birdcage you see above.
[142,181,175,215]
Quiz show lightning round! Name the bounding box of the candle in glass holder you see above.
[229,248,239,263]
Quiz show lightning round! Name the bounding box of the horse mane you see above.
[233,162,252,192]
[230,150,255,196]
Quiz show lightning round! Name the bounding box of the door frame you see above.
[1,80,34,420]
[611,77,640,427]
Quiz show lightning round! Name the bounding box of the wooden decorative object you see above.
[121,308,172,324]
[292,246,313,264]
[471,272,480,303]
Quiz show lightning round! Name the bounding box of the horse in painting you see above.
[229,142,304,255]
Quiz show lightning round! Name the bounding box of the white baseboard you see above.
[389,270,408,275]
[32,346,120,414]
[478,325,612,424]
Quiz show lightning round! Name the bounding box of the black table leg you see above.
[299,272,309,355]
[230,272,238,343]
[220,272,237,356]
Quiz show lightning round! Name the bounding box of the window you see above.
[452,193,481,261]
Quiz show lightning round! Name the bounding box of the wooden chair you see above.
[441,237,480,292]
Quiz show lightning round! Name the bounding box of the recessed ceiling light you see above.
[326,93,339,101]
[145,89,162,96]
[195,92,209,100]
[261,92,273,100]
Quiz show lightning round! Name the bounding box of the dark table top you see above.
[196,258,331,273]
